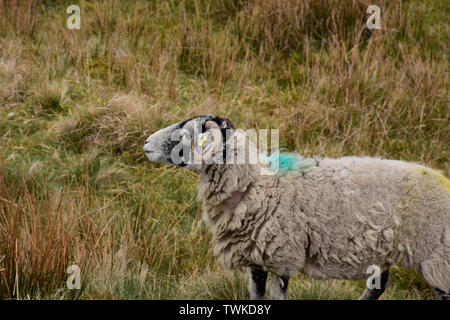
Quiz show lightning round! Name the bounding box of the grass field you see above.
[0,0,448,299]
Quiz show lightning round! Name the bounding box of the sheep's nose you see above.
[143,141,152,152]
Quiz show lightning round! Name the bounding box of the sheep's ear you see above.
[191,117,234,164]
[210,116,235,143]
[211,116,235,131]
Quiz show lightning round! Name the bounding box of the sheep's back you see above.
[269,157,449,279]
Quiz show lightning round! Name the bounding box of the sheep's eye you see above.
[180,132,191,145]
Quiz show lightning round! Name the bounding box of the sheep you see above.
[143,114,450,300]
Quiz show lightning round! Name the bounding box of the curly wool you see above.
[197,132,450,292]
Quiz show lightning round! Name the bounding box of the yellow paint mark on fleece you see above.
[436,173,450,192]
[412,166,450,193]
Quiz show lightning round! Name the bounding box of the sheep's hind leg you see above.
[249,268,268,300]
[420,249,450,300]
[432,288,449,300]
[269,274,289,300]
[358,269,390,300]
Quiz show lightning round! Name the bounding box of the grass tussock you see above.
[0,0,448,299]
[49,92,165,158]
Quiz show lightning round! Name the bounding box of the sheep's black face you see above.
[143,114,234,170]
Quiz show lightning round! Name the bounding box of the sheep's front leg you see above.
[249,268,268,300]
[269,274,289,300]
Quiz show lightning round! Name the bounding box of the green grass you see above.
[0,0,448,299]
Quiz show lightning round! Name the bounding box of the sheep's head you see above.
[143,115,235,170]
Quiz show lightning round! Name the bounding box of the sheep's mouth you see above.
[144,149,167,163]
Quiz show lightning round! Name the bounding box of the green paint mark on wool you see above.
[264,150,316,172]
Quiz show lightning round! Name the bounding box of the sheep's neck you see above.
[222,190,246,214]
[198,163,260,220]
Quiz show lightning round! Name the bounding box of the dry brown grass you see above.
[0,165,78,298]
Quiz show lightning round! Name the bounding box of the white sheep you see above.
[143,115,450,300]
